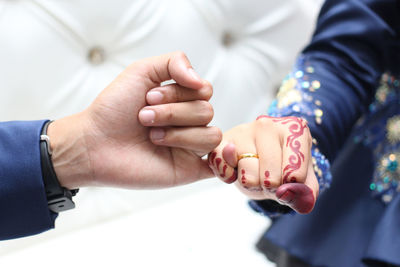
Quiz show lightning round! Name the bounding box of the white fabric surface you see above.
[0,181,273,267]
[0,0,321,265]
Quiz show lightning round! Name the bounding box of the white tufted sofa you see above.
[0,0,321,266]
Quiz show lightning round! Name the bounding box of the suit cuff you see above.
[0,120,56,240]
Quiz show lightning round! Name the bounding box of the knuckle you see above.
[261,178,280,191]
[127,59,142,69]
[237,123,250,131]
[164,105,174,121]
[198,101,214,124]
[207,127,223,147]
[199,81,213,100]
[173,51,187,60]
[239,169,259,188]
[299,117,308,125]
[172,84,182,102]
[229,123,252,136]
[128,61,150,76]
[161,128,174,143]
[242,178,259,188]
[286,169,308,183]
[241,180,263,192]
[255,116,272,128]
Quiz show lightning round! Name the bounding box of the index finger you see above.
[146,82,212,105]
[131,51,204,89]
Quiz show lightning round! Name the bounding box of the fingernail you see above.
[147,91,163,104]
[138,109,155,124]
[276,184,315,214]
[188,68,202,83]
[277,190,295,204]
[151,128,165,140]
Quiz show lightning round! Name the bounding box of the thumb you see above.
[222,143,238,168]
[137,51,204,89]
[275,162,319,214]
[275,183,316,214]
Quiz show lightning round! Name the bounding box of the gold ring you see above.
[238,153,259,161]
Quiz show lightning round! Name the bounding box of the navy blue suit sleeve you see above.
[277,0,400,161]
[0,120,56,240]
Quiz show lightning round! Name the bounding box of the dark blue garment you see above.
[255,0,400,266]
[0,120,56,240]
[265,140,400,266]
[298,0,400,162]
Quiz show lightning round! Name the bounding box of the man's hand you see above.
[47,52,222,189]
[208,116,319,214]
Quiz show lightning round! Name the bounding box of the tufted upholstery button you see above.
[222,31,236,47]
[88,47,105,65]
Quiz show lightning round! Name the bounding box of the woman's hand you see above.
[208,115,319,214]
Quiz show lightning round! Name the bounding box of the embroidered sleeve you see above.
[249,0,400,215]
[267,56,332,193]
[249,57,332,217]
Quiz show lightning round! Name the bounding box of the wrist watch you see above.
[40,121,79,213]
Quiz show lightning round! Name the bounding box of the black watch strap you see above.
[40,121,78,213]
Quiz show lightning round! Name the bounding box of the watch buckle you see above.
[48,189,76,213]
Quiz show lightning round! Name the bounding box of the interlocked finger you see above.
[237,154,262,192]
[138,100,213,127]
[235,135,262,192]
[255,127,282,192]
[208,141,237,184]
[150,126,222,156]
[146,82,212,105]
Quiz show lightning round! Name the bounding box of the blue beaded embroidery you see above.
[352,73,400,203]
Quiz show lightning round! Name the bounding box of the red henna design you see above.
[221,164,227,178]
[263,170,271,187]
[224,169,237,184]
[207,152,219,177]
[273,117,308,183]
[209,152,217,165]
[215,158,222,169]
[241,169,246,184]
